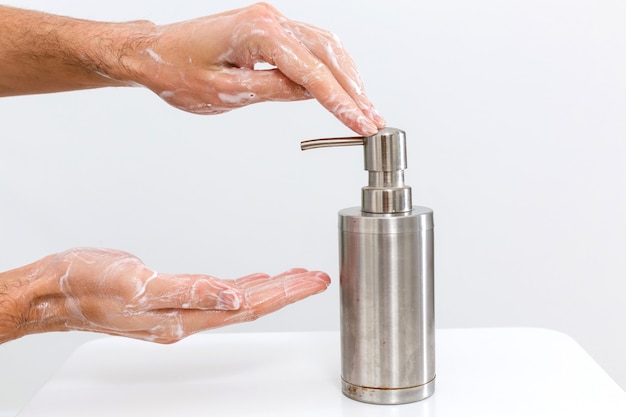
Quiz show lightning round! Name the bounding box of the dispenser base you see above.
[341,377,435,405]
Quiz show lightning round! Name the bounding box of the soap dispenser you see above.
[301,127,435,405]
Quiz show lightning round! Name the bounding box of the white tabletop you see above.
[17,328,626,416]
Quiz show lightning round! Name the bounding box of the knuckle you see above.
[249,2,277,17]
[154,336,180,345]
[301,69,328,91]
[239,310,261,323]
[165,335,184,344]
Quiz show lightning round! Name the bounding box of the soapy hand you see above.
[0,3,385,135]
[0,248,330,344]
[126,3,385,135]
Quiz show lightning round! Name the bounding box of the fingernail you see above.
[216,289,242,310]
[312,271,331,288]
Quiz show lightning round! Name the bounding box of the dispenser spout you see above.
[300,136,364,151]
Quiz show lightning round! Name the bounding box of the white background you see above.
[1,0,625,414]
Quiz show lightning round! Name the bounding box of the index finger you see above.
[225,269,330,324]
[252,13,379,135]
[282,20,385,128]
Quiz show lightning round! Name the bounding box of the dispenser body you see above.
[301,127,435,404]
[339,205,435,405]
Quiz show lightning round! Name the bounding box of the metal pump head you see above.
[300,127,412,214]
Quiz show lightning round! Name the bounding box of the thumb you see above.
[213,68,312,107]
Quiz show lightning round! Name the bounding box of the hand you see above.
[0,248,330,344]
[121,3,386,135]
[2,3,385,134]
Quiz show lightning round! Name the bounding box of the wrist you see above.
[0,255,65,343]
[0,261,35,342]
[85,19,159,87]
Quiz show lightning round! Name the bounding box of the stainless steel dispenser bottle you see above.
[301,127,435,405]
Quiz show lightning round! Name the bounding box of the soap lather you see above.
[301,127,435,405]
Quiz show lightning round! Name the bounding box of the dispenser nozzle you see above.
[300,127,412,214]
[300,137,364,151]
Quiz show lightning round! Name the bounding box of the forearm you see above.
[0,267,21,343]
[0,261,33,342]
[0,256,65,343]
[0,5,155,96]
